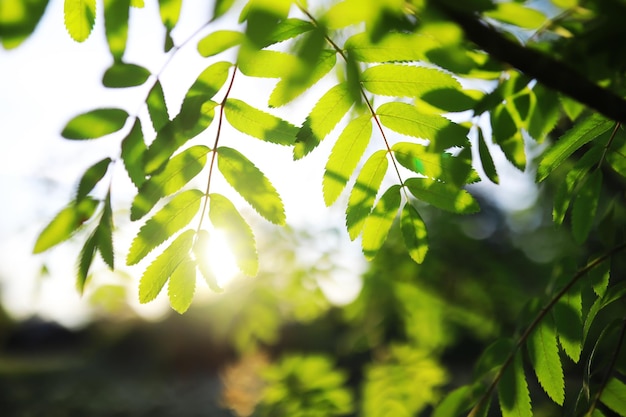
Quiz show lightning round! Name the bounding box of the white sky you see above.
[0,0,539,327]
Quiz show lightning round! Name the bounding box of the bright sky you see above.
[0,0,539,328]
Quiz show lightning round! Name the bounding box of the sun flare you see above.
[203,229,240,288]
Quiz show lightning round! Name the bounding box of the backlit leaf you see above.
[138,229,194,303]
[362,185,401,260]
[76,157,112,201]
[121,119,147,188]
[127,189,203,265]
[491,105,526,170]
[571,170,602,244]
[392,142,475,185]
[528,84,560,142]
[295,83,353,159]
[527,317,565,405]
[209,193,258,277]
[131,145,209,220]
[97,192,115,269]
[477,127,499,184]
[422,88,482,113]
[224,99,298,146]
[168,258,196,314]
[197,30,243,57]
[346,150,388,240]
[554,277,583,363]
[192,230,222,292]
[33,198,99,253]
[433,385,480,417]
[0,0,49,49]
[158,0,181,30]
[485,3,546,29]
[64,0,96,42]
[361,64,460,98]
[217,146,285,225]
[62,108,128,140]
[77,228,98,294]
[102,62,150,88]
[323,114,373,206]
[405,178,479,214]
[498,352,532,417]
[212,0,235,20]
[146,81,169,132]
[537,114,613,182]
[104,0,130,61]
[345,32,437,63]
[377,102,469,151]
[183,61,232,107]
[400,202,428,264]
[600,378,626,416]
[264,18,314,45]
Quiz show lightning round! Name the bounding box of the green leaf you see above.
[0,0,49,49]
[224,98,298,146]
[362,185,401,260]
[361,64,460,98]
[97,192,115,269]
[600,378,626,416]
[121,119,147,188]
[138,229,194,303]
[76,157,112,201]
[197,30,244,57]
[323,114,373,206]
[168,258,196,314]
[102,62,150,88]
[498,352,532,417]
[400,202,428,264]
[33,198,99,253]
[192,230,222,292]
[264,18,314,45]
[345,32,437,63]
[104,0,130,61]
[491,105,526,171]
[527,317,565,405]
[183,61,232,107]
[158,0,181,30]
[377,102,469,151]
[485,3,546,29]
[62,108,129,140]
[346,150,388,240]
[294,83,353,159]
[528,84,560,142]
[77,228,98,294]
[209,193,258,277]
[571,170,602,244]
[146,81,169,132]
[237,48,298,78]
[127,189,203,265]
[421,88,482,113]
[212,0,235,20]
[477,127,499,184]
[131,145,210,220]
[404,178,479,214]
[554,282,583,363]
[588,257,610,297]
[537,114,613,182]
[269,49,337,107]
[217,147,285,225]
[64,0,96,42]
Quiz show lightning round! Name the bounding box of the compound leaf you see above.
[76,157,112,202]
[168,258,196,314]
[477,127,499,184]
[217,147,285,225]
[224,98,297,146]
[400,202,428,264]
[131,145,210,220]
[127,189,203,265]
[392,142,475,185]
[138,228,194,303]
[62,108,128,140]
[209,193,258,277]
[323,114,372,206]
[362,185,401,260]
[64,0,96,42]
[527,318,565,405]
[361,64,460,98]
[405,177,479,214]
[345,32,435,63]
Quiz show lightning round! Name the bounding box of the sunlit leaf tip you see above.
[62,108,129,140]
[64,0,96,42]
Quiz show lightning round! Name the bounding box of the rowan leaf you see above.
[400,202,428,264]
[421,88,482,113]
[498,352,532,417]
[361,64,460,98]
[62,108,128,140]
[345,32,437,63]
[146,80,169,132]
[527,317,565,405]
[168,258,196,314]
[528,84,560,142]
[131,145,209,220]
[64,0,96,42]
[102,62,150,88]
[76,157,112,202]
[264,18,314,45]
[183,61,232,107]
[377,102,469,151]
[346,150,388,240]
[537,114,613,182]
[571,170,602,244]
[477,127,499,184]
[209,193,258,277]
[127,189,203,265]
[491,105,526,170]
[33,198,99,253]
[192,229,222,292]
[237,48,298,78]
[197,30,244,57]
[362,185,401,260]
[405,178,479,214]
[600,378,626,416]
[554,280,583,363]
[224,98,298,146]
[104,0,130,61]
[138,229,194,303]
[97,192,115,269]
[77,228,98,294]
[323,114,373,206]
[121,119,147,188]
[0,0,48,49]
[158,0,181,30]
[295,83,353,159]
[485,2,546,29]
[217,146,285,225]
[212,0,235,20]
